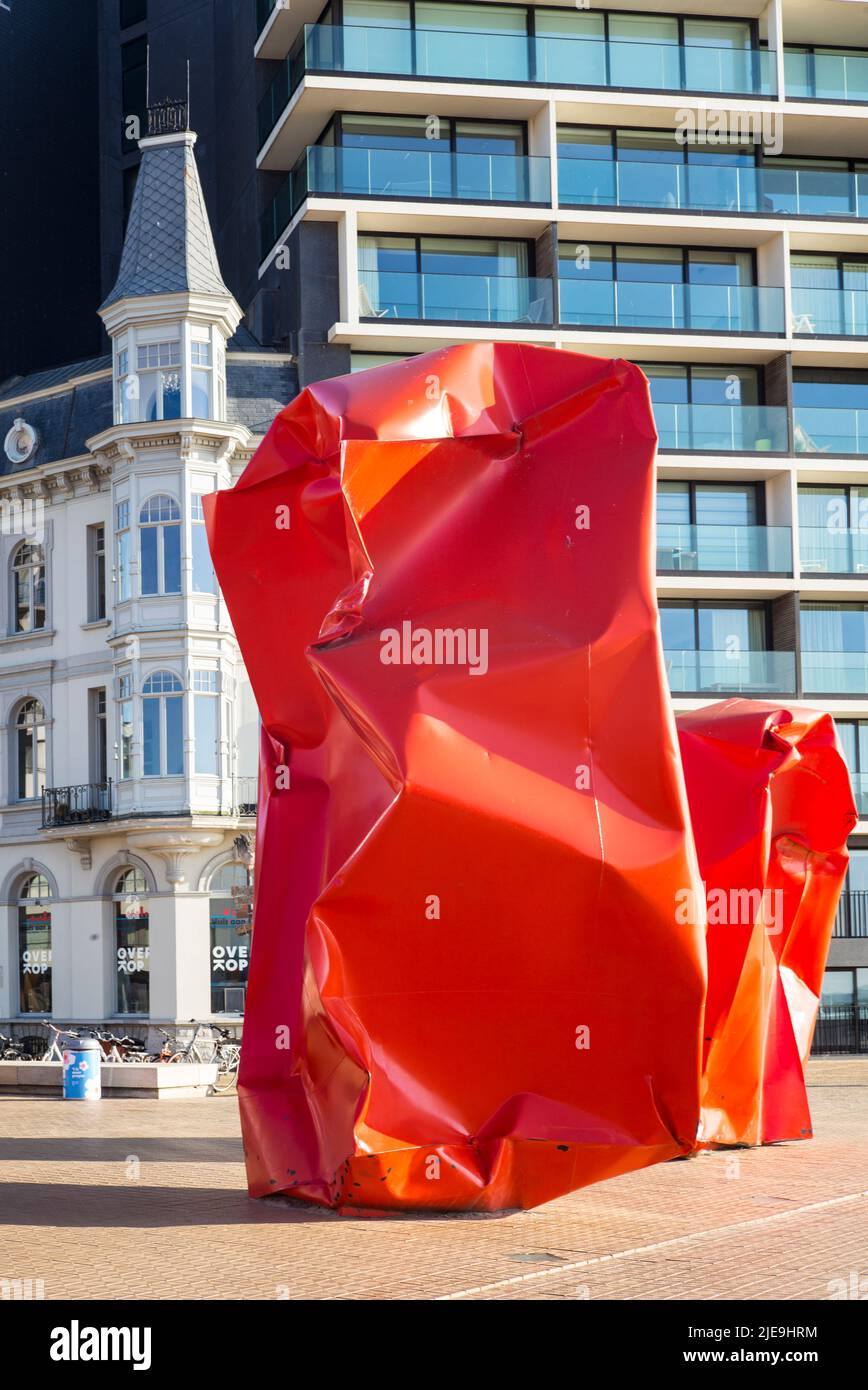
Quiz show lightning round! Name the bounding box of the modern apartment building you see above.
[253,0,868,1049]
[0,119,294,1037]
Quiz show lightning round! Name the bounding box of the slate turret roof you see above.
[101,133,230,309]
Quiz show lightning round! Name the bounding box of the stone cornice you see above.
[0,456,112,501]
[87,419,256,466]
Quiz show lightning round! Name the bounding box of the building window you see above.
[142,671,183,777]
[135,341,182,422]
[139,494,181,595]
[12,541,46,633]
[193,670,219,775]
[357,233,538,322]
[209,862,251,1013]
[119,674,134,780]
[18,873,52,1014]
[87,524,106,621]
[190,340,212,417]
[116,500,132,601]
[191,494,217,594]
[16,699,46,800]
[89,688,108,785]
[113,867,150,1015]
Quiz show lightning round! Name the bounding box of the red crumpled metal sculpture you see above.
[676,701,855,1148]
[205,343,854,1212]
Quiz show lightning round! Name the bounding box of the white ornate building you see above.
[0,126,293,1035]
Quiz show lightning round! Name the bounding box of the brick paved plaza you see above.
[0,1060,865,1301]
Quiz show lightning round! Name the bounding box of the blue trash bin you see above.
[62,1036,102,1100]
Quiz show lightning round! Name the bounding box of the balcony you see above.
[799,528,868,576]
[801,652,868,695]
[559,281,784,335]
[261,144,552,258]
[557,157,868,220]
[657,524,792,574]
[835,889,868,937]
[42,781,113,830]
[653,402,788,454]
[847,776,868,820]
[794,408,868,455]
[811,1004,868,1054]
[664,649,796,694]
[791,286,868,337]
[359,270,553,325]
[256,0,277,34]
[259,26,775,150]
[785,47,868,103]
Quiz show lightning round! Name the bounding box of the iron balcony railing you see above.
[42,781,113,829]
[258,26,776,149]
[833,889,868,939]
[811,1004,868,1055]
[664,649,796,695]
[232,777,258,816]
[656,523,792,575]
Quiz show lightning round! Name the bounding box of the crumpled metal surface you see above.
[205,342,853,1212]
[676,701,855,1148]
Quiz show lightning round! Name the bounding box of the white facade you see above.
[0,132,264,1033]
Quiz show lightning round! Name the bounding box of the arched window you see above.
[139,494,181,596]
[18,873,52,1013]
[142,671,183,777]
[209,862,251,1014]
[16,699,46,800]
[12,542,45,633]
[113,867,150,1015]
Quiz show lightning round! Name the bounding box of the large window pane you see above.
[166,696,184,776]
[141,528,158,595]
[195,695,218,775]
[163,525,181,594]
[143,699,160,776]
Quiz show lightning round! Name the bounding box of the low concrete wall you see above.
[0,1060,218,1098]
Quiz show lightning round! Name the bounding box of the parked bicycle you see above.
[0,1030,28,1061]
[94,1028,150,1063]
[40,1022,82,1062]
[210,1022,241,1094]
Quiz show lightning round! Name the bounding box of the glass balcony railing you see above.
[799,527,868,574]
[850,777,868,821]
[259,145,551,260]
[259,26,776,148]
[801,652,868,695]
[656,523,792,574]
[304,143,550,204]
[785,47,868,103]
[557,156,868,220]
[793,408,868,455]
[358,270,553,324]
[791,286,868,336]
[559,280,784,334]
[664,649,796,694]
[653,402,788,453]
[256,0,278,36]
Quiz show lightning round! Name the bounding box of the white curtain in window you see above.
[358,236,381,316]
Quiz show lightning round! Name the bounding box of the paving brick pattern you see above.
[0,1059,865,1300]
